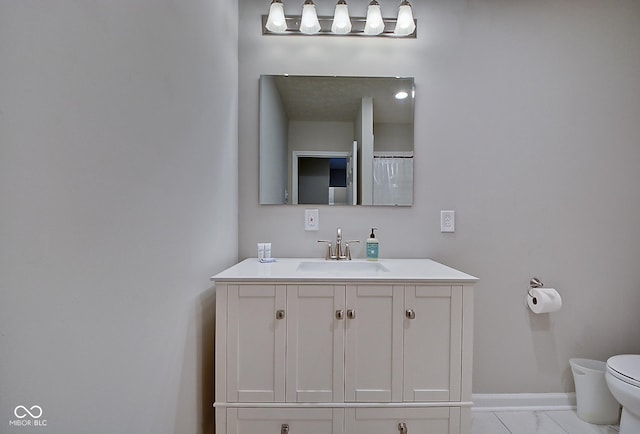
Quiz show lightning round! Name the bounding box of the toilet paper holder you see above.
[528,277,544,304]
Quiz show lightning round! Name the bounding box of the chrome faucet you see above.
[318,227,360,260]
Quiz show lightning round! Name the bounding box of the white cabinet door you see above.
[345,285,404,402]
[345,407,458,434]
[227,284,286,402]
[227,408,344,434]
[286,284,345,402]
[403,285,462,402]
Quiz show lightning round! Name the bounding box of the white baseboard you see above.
[472,393,576,412]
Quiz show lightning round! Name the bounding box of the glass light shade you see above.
[331,2,352,35]
[265,1,287,33]
[364,2,384,36]
[300,3,321,34]
[394,2,416,36]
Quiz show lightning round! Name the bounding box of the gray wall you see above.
[0,1,238,433]
[289,121,354,153]
[375,123,413,153]
[239,0,640,393]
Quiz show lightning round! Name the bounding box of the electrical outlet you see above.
[304,209,319,231]
[441,210,455,233]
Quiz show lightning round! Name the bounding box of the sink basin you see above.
[296,261,390,275]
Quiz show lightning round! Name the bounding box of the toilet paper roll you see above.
[527,287,562,314]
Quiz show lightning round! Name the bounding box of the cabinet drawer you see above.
[345,407,460,434]
[227,408,344,434]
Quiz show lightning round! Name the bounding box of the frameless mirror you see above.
[259,75,414,206]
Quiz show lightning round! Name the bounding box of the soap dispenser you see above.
[366,227,379,261]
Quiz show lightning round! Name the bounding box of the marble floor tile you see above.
[471,412,511,434]
[493,411,567,434]
[471,410,621,434]
[545,410,619,434]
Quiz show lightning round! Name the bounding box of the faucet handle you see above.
[317,240,334,260]
[344,240,360,260]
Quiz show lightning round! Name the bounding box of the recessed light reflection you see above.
[395,91,409,100]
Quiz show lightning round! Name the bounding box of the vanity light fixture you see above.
[263,0,417,38]
[265,0,288,33]
[364,0,385,36]
[394,0,416,36]
[300,0,321,34]
[331,0,352,34]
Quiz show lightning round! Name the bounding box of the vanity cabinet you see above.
[224,283,461,405]
[213,258,477,434]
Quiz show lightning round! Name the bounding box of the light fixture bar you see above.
[261,15,416,37]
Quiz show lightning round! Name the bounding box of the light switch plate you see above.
[305,209,319,231]
[441,210,455,233]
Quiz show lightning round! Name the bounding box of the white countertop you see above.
[211,258,478,284]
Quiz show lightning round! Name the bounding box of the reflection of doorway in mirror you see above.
[298,157,329,205]
[328,158,348,205]
[298,157,348,205]
[292,150,356,205]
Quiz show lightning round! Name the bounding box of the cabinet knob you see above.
[347,309,356,319]
[335,309,344,320]
[276,309,285,320]
[398,422,408,434]
[405,309,416,320]
[281,423,289,434]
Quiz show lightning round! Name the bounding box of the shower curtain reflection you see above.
[372,156,413,206]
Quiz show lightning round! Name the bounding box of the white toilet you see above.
[606,355,640,433]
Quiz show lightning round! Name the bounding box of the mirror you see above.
[260,75,415,206]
